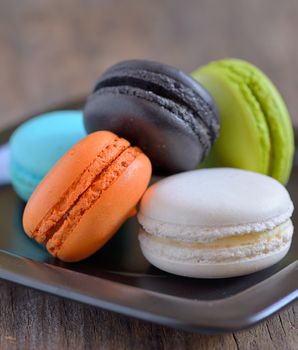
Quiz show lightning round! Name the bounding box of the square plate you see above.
[0,99,297,334]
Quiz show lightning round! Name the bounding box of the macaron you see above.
[138,168,294,278]
[83,59,220,175]
[192,59,294,184]
[10,110,86,201]
[23,131,152,262]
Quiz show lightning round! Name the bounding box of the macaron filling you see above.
[138,202,293,243]
[30,137,133,245]
[139,219,293,263]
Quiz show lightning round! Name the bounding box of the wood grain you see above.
[1,282,296,350]
[0,0,297,348]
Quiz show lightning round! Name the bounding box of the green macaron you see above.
[192,59,294,184]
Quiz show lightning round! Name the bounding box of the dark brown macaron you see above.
[84,59,220,175]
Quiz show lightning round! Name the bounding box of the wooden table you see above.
[0,0,297,348]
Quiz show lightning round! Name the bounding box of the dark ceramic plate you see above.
[0,99,297,334]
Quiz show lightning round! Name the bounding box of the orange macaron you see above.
[23,131,152,262]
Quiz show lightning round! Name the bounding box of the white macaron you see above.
[137,168,294,278]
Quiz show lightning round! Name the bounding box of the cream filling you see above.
[138,219,293,263]
[138,205,293,243]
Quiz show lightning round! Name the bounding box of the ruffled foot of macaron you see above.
[138,168,294,278]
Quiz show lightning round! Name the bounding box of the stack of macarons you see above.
[9,58,295,278]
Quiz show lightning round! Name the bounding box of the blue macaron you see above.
[10,110,86,201]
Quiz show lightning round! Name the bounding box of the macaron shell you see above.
[138,169,293,231]
[140,240,291,278]
[192,59,294,184]
[220,59,294,183]
[98,59,219,135]
[54,153,151,262]
[193,64,271,175]
[10,162,40,201]
[85,93,203,173]
[23,131,122,236]
[84,59,220,175]
[10,110,86,201]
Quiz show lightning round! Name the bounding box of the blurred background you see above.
[1,0,298,129]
